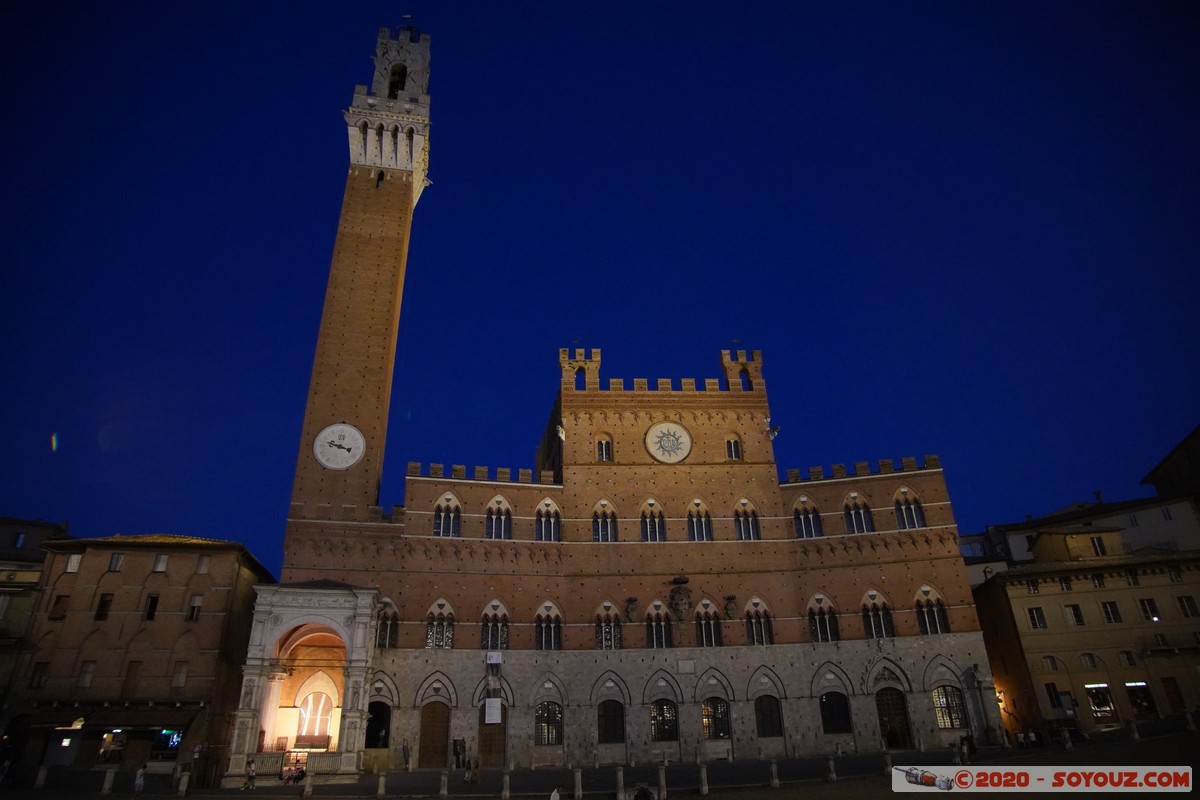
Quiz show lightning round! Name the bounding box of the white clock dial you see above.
[645,422,693,464]
[313,423,366,470]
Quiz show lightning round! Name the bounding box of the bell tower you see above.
[286,26,430,537]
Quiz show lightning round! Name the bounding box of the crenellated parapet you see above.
[782,454,942,485]
[559,348,765,394]
[406,462,553,485]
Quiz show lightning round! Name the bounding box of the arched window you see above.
[808,604,840,642]
[597,699,625,743]
[745,608,773,645]
[535,605,562,650]
[916,598,950,635]
[534,701,563,745]
[297,692,333,738]
[701,697,731,739]
[574,368,585,391]
[646,610,672,648]
[376,609,399,648]
[734,509,760,540]
[931,686,968,729]
[595,611,622,650]
[535,507,561,542]
[642,509,667,542]
[695,609,722,647]
[593,508,618,542]
[433,501,461,537]
[739,369,753,391]
[844,497,874,533]
[387,63,407,99]
[725,436,743,461]
[687,510,712,541]
[596,436,613,463]
[650,699,678,741]
[895,495,926,529]
[754,695,783,737]
[793,503,823,538]
[862,602,895,639]
[485,506,512,540]
[425,602,455,649]
[819,691,853,734]
[480,613,508,650]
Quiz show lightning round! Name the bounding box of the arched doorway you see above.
[876,687,912,749]
[365,701,391,749]
[477,703,507,768]
[418,702,450,768]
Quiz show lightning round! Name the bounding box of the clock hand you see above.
[326,441,353,452]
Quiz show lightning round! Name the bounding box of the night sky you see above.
[3,2,1197,578]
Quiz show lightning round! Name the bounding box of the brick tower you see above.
[284,26,430,574]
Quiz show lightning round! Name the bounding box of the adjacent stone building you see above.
[974,526,1200,741]
[7,534,273,788]
[224,27,1002,784]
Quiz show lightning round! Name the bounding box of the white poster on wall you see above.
[485,698,502,724]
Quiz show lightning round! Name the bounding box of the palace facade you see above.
[223,27,1002,784]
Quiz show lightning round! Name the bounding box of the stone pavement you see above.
[6,726,1197,799]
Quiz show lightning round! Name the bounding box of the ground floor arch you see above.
[477,703,507,768]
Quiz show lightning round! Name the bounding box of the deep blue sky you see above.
[3,2,1197,578]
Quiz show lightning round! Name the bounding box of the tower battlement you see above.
[560,348,764,394]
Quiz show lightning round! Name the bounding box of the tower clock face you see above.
[645,422,693,464]
[313,423,366,470]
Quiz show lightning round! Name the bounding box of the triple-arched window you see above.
[734,508,761,540]
[844,497,874,533]
[793,504,823,538]
[433,501,462,537]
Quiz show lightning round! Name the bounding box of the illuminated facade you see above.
[224,27,1002,783]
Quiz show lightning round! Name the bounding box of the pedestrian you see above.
[1027,730,1038,748]
[551,785,562,800]
[965,731,976,759]
[402,737,411,772]
[471,756,480,783]
[243,759,256,789]
[134,764,145,795]
[1016,731,1025,748]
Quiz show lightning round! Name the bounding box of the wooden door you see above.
[875,688,912,749]
[418,702,450,768]
[477,703,507,768]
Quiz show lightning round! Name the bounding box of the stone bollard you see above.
[883,749,892,776]
[439,770,448,799]
[999,727,1011,751]
[616,765,625,800]
[502,770,511,800]
[34,766,48,789]
[699,763,709,796]
[1063,731,1073,750]
[827,756,837,782]
[574,766,583,799]
[178,771,191,796]
[658,763,668,798]
[1187,711,1197,732]
[769,759,780,789]
[101,768,116,795]
[1130,721,1140,741]
[377,770,387,797]
[304,771,314,798]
